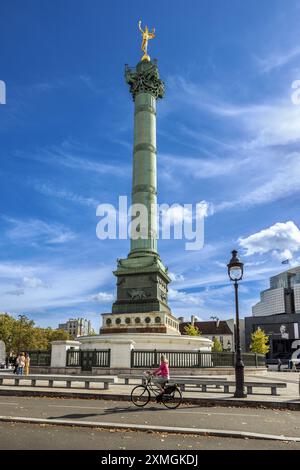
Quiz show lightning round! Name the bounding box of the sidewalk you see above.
[0,371,299,409]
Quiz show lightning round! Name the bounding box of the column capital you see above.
[125,60,165,100]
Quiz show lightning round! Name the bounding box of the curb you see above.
[0,415,300,442]
[0,388,300,410]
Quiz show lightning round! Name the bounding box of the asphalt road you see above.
[0,395,299,439]
[1,422,300,450]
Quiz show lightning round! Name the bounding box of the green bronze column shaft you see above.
[125,60,165,259]
[130,91,157,256]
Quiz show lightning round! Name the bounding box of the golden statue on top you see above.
[138,20,155,62]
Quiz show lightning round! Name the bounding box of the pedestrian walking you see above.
[16,352,26,375]
[13,355,18,374]
[24,352,30,375]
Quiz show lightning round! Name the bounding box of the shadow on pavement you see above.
[48,413,99,420]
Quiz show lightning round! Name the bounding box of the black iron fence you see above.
[131,350,266,368]
[28,350,51,367]
[66,349,111,369]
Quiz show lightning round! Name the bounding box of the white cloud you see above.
[169,272,185,282]
[216,152,300,211]
[164,75,300,214]
[168,288,204,306]
[161,201,213,227]
[255,46,300,73]
[0,263,39,279]
[161,205,193,225]
[239,221,300,259]
[34,182,98,208]
[15,143,130,177]
[90,292,114,302]
[4,217,76,245]
[243,105,300,149]
[0,262,112,311]
[161,153,245,179]
[18,276,47,289]
[170,76,300,150]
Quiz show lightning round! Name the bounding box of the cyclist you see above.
[152,354,169,402]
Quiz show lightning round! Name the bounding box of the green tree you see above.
[250,328,270,355]
[0,313,71,353]
[212,337,223,352]
[87,328,97,336]
[13,315,37,352]
[46,328,70,344]
[183,324,201,336]
[0,313,16,353]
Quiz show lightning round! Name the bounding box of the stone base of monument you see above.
[78,333,212,369]
[100,311,180,335]
[47,336,212,371]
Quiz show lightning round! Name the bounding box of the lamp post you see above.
[7,335,12,354]
[17,315,26,353]
[227,250,247,398]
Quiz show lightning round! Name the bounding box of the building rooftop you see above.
[179,320,233,336]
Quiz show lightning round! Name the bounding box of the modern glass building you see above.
[245,267,300,362]
[252,267,300,316]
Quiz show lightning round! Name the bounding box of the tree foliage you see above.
[0,313,70,353]
[250,328,270,355]
[183,324,202,336]
[211,337,223,352]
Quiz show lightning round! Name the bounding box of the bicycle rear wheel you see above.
[162,386,183,409]
[131,385,150,407]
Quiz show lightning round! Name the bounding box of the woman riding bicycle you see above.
[152,354,169,402]
[131,356,182,408]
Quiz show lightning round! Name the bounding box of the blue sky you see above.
[1,0,300,330]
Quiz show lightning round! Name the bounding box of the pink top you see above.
[154,361,169,378]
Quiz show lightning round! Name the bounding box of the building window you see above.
[106,318,112,326]
[125,317,131,324]
[145,317,151,324]
[155,316,161,323]
[135,317,141,324]
[115,318,121,325]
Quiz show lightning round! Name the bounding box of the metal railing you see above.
[28,350,51,367]
[66,349,111,368]
[94,349,111,367]
[131,350,265,368]
[66,350,81,367]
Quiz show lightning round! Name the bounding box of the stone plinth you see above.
[50,340,81,368]
[79,333,212,369]
[100,311,180,335]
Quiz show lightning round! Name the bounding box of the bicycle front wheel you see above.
[131,385,150,407]
[162,386,183,409]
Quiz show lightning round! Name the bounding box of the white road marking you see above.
[0,402,18,406]
[176,411,261,418]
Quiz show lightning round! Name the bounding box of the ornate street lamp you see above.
[227,250,247,398]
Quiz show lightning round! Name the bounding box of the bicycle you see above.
[130,372,183,409]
